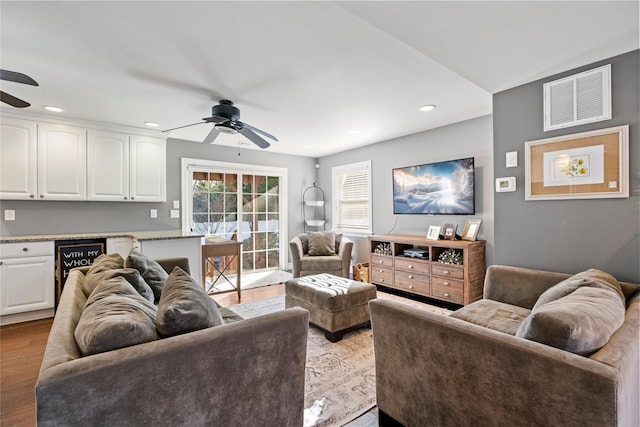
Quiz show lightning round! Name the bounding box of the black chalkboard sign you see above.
[55,239,105,303]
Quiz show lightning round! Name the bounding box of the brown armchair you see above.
[289,231,353,278]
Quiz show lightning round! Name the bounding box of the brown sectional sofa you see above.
[370,265,640,427]
[36,257,309,427]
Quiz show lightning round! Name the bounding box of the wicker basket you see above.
[353,262,370,283]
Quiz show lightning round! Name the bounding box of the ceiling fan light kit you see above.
[164,99,277,149]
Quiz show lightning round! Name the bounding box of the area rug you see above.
[229,292,452,427]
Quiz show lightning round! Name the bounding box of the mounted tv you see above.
[392,157,475,215]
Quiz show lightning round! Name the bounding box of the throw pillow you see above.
[75,292,158,356]
[334,233,342,254]
[533,268,624,309]
[84,253,124,279]
[516,286,625,355]
[156,267,224,337]
[125,250,169,304]
[83,268,154,302]
[308,231,335,256]
[299,234,310,254]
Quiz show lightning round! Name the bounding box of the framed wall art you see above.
[461,219,482,241]
[524,125,629,200]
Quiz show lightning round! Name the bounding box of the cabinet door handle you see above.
[39,194,45,198]
[22,247,29,252]
[29,194,35,198]
[124,197,128,200]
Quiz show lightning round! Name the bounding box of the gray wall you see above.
[317,115,495,265]
[493,50,639,283]
[0,138,316,238]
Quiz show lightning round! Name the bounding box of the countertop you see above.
[0,230,204,244]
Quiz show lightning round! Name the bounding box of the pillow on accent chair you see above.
[75,278,158,356]
[156,267,224,337]
[125,250,169,303]
[308,231,336,256]
[516,286,625,355]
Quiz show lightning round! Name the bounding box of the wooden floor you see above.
[0,284,285,427]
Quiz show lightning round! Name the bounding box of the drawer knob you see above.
[379,260,383,264]
[443,270,450,275]
[408,275,414,279]
[443,282,449,286]
[409,285,414,289]
[409,265,414,269]
[444,293,451,297]
[379,269,384,273]
[22,247,29,252]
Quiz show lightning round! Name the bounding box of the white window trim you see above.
[332,160,372,236]
[181,158,289,269]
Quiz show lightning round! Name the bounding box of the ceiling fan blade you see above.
[162,121,206,132]
[0,69,38,86]
[239,126,270,149]
[242,122,278,142]
[0,91,30,108]
[203,127,221,144]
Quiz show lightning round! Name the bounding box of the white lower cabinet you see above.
[0,241,55,324]
[106,237,134,259]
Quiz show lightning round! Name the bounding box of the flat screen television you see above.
[392,157,475,215]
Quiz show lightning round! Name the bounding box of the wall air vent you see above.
[543,64,611,132]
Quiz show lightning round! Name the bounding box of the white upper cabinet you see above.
[37,123,87,200]
[0,119,85,200]
[87,130,130,201]
[0,118,38,199]
[129,135,166,202]
[1,118,165,202]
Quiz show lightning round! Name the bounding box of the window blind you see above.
[333,161,371,233]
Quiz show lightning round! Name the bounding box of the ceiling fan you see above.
[0,69,39,108]
[163,99,277,149]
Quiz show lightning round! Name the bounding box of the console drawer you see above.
[371,255,393,268]
[394,270,430,295]
[431,264,464,279]
[431,287,463,304]
[431,276,464,293]
[371,267,393,285]
[394,258,430,274]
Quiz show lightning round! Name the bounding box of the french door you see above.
[182,159,288,274]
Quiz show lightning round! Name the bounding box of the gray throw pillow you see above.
[334,233,342,254]
[83,268,154,302]
[75,291,158,356]
[156,267,224,337]
[534,268,624,309]
[125,250,169,304]
[83,253,124,285]
[308,231,335,256]
[299,234,310,254]
[516,286,625,355]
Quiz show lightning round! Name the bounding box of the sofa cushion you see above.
[83,268,154,302]
[75,285,158,356]
[534,268,625,309]
[516,286,626,355]
[308,231,335,256]
[125,250,169,303]
[156,267,224,336]
[450,299,531,336]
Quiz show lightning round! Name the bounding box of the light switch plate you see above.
[4,210,15,221]
[496,177,516,192]
[170,209,180,219]
[506,151,518,168]
[150,209,158,218]
[172,200,180,209]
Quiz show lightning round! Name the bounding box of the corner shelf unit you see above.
[368,234,486,306]
[303,183,326,232]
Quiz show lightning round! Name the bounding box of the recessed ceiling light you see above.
[144,122,159,127]
[44,106,63,112]
[304,145,312,149]
[418,104,436,112]
[348,130,361,135]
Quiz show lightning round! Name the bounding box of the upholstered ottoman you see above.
[285,273,377,342]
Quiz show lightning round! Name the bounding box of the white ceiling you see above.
[1,1,638,157]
